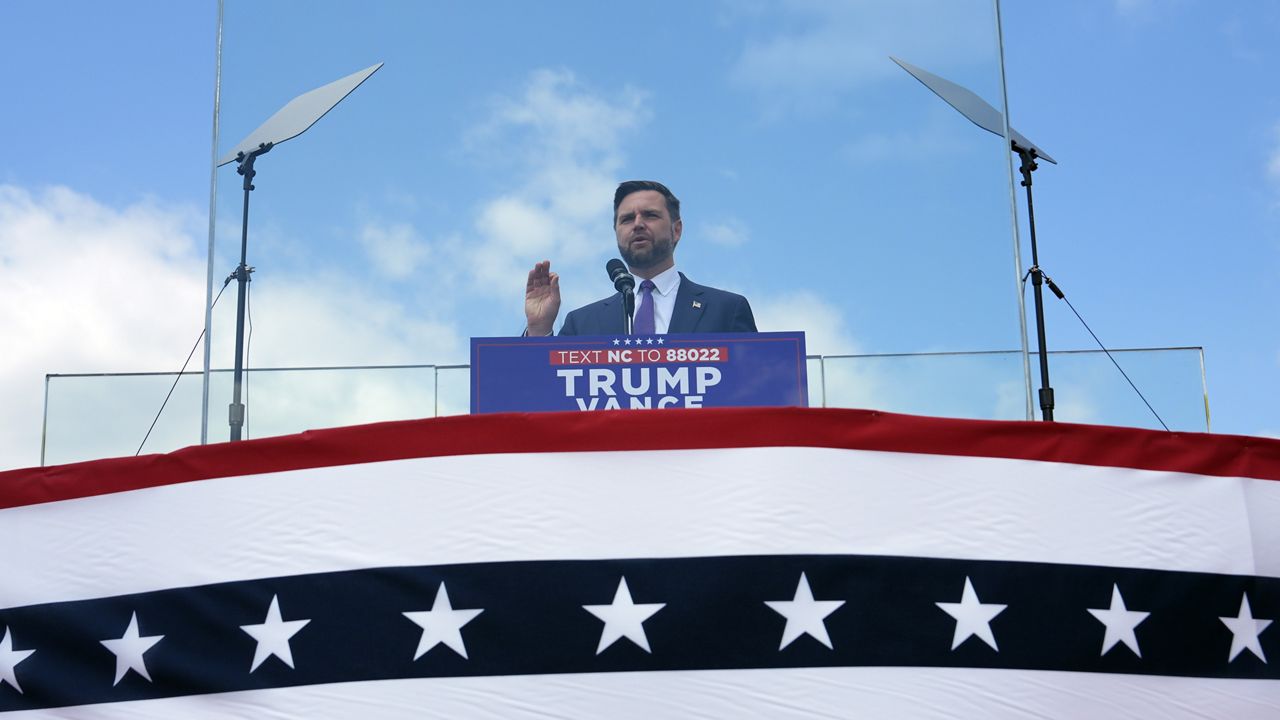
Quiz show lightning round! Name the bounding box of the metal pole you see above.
[40,374,50,466]
[1018,147,1055,421]
[229,144,271,440]
[1198,347,1211,432]
[993,0,1035,421]
[202,0,224,444]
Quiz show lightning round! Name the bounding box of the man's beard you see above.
[619,231,674,271]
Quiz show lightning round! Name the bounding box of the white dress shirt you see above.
[634,265,681,334]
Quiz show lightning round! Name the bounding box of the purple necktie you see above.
[634,279,656,335]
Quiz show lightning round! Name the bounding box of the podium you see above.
[470,331,808,413]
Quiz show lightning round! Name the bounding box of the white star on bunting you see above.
[1219,592,1272,663]
[0,627,35,694]
[403,582,484,660]
[1087,584,1150,657]
[240,594,311,672]
[99,612,163,686]
[765,572,845,650]
[936,576,1007,651]
[583,577,666,654]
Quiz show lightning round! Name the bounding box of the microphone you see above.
[606,258,635,294]
[607,258,637,334]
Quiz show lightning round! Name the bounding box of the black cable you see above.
[136,277,233,456]
[1023,269,1170,432]
[244,276,253,437]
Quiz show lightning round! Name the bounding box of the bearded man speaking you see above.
[524,180,757,336]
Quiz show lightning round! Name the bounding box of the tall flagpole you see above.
[992,0,1035,421]
[200,0,224,445]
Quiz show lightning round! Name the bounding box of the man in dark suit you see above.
[525,180,757,336]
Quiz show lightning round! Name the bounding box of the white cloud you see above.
[200,235,465,443]
[0,185,207,470]
[231,368,439,444]
[750,290,885,411]
[700,219,750,248]
[475,68,647,162]
[0,185,466,470]
[224,273,461,368]
[461,70,650,308]
[752,290,859,355]
[753,290,1050,421]
[359,221,431,280]
[475,196,557,258]
[727,0,991,116]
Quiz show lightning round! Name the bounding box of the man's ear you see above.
[673,218,683,248]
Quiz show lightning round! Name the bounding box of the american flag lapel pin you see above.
[692,300,702,309]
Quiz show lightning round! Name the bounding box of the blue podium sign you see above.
[470,332,807,414]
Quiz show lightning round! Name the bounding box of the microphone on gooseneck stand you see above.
[605,258,636,334]
[606,258,635,293]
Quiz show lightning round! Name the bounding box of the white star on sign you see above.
[656,338,665,344]
[645,338,654,345]
[0,627,35,694]
[612,338,621,345]
[403,582,484,660]
[765,572,845,650]
[240,594,311,672]
[100,612,163,686]
[583,577,665,654]
[1220,592,1272,663]
[1087,584,1150,657]
[623,338,632,346]
[936,576,1007,651]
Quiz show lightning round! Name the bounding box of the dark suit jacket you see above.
[559,273,756,335]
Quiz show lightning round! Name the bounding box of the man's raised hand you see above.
[524,260,560,336]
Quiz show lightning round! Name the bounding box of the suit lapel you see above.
[668,273,705,334]
[599,293,627,334]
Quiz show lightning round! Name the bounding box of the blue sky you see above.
[1,0,1277,469]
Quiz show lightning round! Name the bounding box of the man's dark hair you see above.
[614,180,680,224]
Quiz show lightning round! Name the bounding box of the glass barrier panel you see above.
[819,348,1207,431]
[1034,349,1207,432]
[820,351,1027,419]
[434,366,471,417]
[43,372,206,467]
[44,348,1207,466]
[45,366,437,466]
[205,366,438,444]
[806,356,825,408]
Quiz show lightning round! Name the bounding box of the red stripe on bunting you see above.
[2,407,1278,509]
